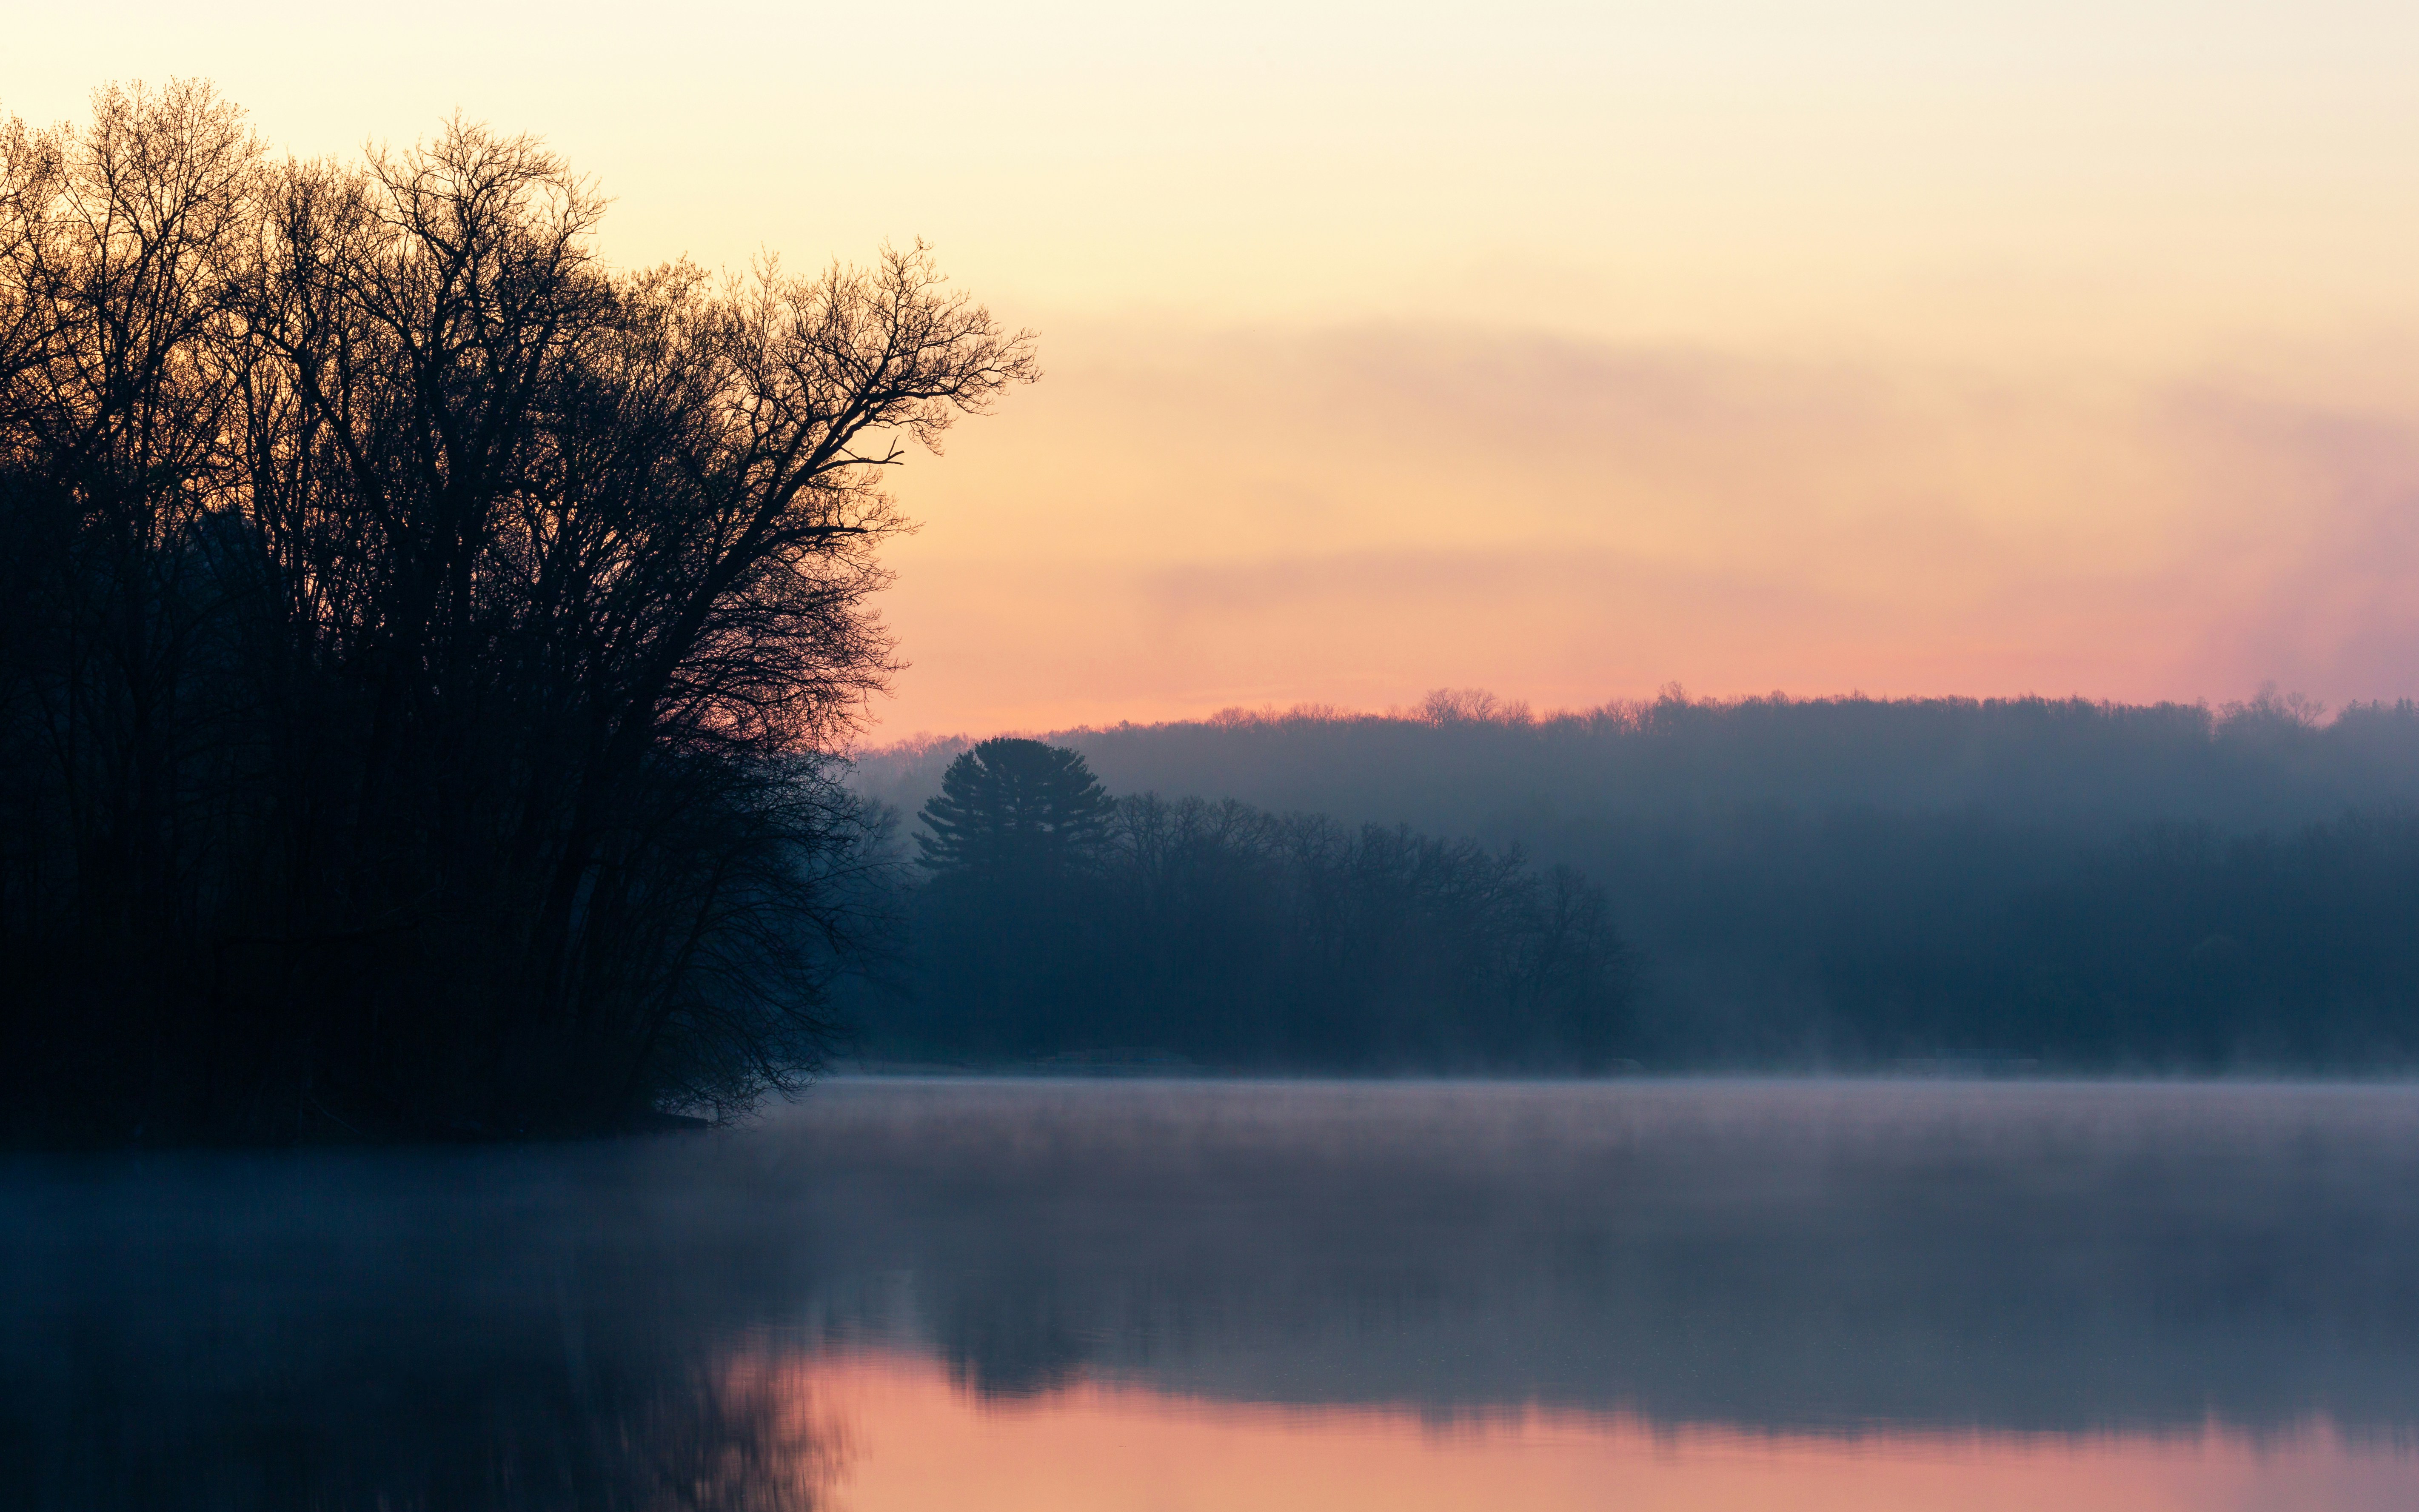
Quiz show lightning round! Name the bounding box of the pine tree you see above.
[916,739,1114,874]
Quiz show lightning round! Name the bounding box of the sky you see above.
[12,2,2419,734]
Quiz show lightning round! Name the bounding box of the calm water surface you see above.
[10,1078,2419,1509]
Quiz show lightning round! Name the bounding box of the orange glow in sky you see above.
[15,1,2419,732]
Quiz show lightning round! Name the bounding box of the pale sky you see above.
[14,2,2419,733]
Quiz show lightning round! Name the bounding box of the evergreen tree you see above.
[916,739,1114,874]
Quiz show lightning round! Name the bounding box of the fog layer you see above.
[12,1081,2419,1508]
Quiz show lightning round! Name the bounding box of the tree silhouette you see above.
[872,790,1641,1068]
[916,739,1113,875]
[0,83,1036,1143]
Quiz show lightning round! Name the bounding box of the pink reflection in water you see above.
[756,1347,2419,1512]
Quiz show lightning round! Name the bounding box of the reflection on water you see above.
[9,1079,2419,1509]
[798,1349,2416,1512]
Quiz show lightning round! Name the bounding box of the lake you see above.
[10,1078,2419,1509]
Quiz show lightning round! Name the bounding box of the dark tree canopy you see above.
[871,789,1640,1070]
[0,82,1035,1144]
[916,738,1113,875]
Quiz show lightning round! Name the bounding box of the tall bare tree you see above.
[0,84,1034,1142]
[0,82,265,1130]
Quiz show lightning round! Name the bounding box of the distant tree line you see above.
[857,739,1638,1070]
[855,695,2419,1070]
[1811,812,2419,1067]
[0,83,1033,1144]
[857,687,2419,836]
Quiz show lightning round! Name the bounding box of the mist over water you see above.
[10,1078,2419,1508]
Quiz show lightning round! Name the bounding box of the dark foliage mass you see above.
[915,736,1113,874]
[860,739,1637,1069]
[0,83,1034,1144]
[856,690,2419,1069]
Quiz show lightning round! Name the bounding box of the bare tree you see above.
[0,82,265,1133]
[1,85,1034,1142]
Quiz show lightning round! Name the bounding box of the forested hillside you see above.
[852,693,2419,1068]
